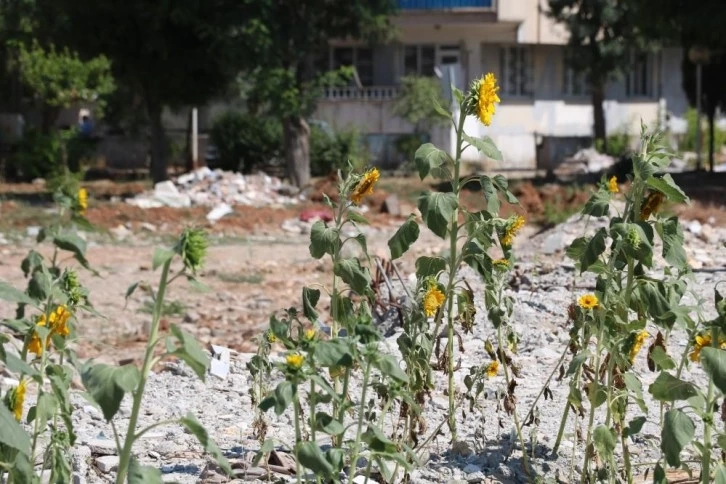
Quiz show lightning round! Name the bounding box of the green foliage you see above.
[392,75,449,131]
[8,128,63,181]
[595,130,632,157]
[310,124,366,176]
[16,40,114,111]
[210,111,283,173]
[681,107,726,153]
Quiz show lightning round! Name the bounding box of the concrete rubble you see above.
[554,147,617,178]
[126,168,302,217]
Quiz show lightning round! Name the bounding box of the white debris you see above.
[206,203,234,223]
[126,168,302,209]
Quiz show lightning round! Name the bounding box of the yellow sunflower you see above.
[628,330,649,362]
[476,73,501,126]
[608,176,618,194]
[577,294,599,310]
[485,360,499,378]
[350,168,380,206]
[423,285,446,317]
[501,215,525,247]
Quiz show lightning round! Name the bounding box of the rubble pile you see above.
[554,147,617,178]
[126,168,302,210]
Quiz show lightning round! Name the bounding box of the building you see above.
[314,0,690,172]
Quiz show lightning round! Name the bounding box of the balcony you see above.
[397,0,493,10]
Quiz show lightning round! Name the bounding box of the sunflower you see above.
[77,188,88,215]
[577,294,599,310]
[628,330,649,362]
[286,353,304,370]
[422,285,446,317]
[501,215,525,247]
[350,168,380,205]
[12,379,27,421]
[474,73,501,126]
[485,360,499,378]
[608,176,618,194]
[640,191,665,220]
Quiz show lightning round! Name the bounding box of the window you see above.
[563,66,590,97]
[499,46,533,96]
[626,52,651,97]
[330,46,374,86]
[403,45,436,77]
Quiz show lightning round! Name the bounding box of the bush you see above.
[8,129,64,181]
[680,107,726,153]
[210,111,283,173]
[309,124,366,176]
[595,130,632,158]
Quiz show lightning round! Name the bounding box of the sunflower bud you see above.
[177,228,208,273]
[62,269,85,306]
[626,227,641,251]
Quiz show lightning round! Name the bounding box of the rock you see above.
[686,220,702,235]
[541,232,564,255]
[467,472,487,483]
[463,464,482,474]
[281,218,304,234]
[183,311,201,324]
[109,225,132,241]
[299,208,333,222]
[139,222,157,232]
[699,224,717,244]
[26,226,41,238]
[95,455,119,473]
[206,203,234,222]
[451,440,473,457]
[32,178,46,185]
[381,194,401,216]
[153,180,192,208]
[210,358,230,379]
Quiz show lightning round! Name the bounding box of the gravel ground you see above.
[4,212,726,484]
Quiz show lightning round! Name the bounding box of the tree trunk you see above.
[147,100,168,183]
[591,83,607,152]
[283,116,311,187]
[708,109,715,173]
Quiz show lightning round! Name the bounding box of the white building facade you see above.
[315,0,690,171]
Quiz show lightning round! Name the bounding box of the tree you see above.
[40,0,244,183]
[241,0,396,187]
[632,0,726,171]
[547,0,651,151]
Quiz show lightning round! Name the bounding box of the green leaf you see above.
[582,190,611,217]
[492,175,519,204]
[53,231,90,268]
[114,365,141,393]
[480,175,500,213]
[4,353,40,378]
[623,416,647,438]
[297,441,334,477]
[314,339,354,368]
[646,174,689,204]
[388,215,420,260]
[567,350,590,376]
[566,236,588,262]
[650,346,676,370]
[152,247,175,271]
[715,464,726,484]
[653,463,667,484]
[593,425,616,460]
[169,324,210,380]
[333,258,371,296]
[362,426,398,453]
[661,408,694,467]
[125,282,139,301]
[579,228,607,274]
[314,412,344,436]
[128,458,163,484]
[274,381,294,415]
[30,392,57,432]
[21,250,44,277]
[622,373,648,413]
[656,217,687,270]
[81,363,130,421]
[414,143,450,180]
[418,191,457,239]
[180,413,232,476]
[0,281,34,305]
[302,287,321,322]
[463,133,503,161]
[648,371,698,401]
[415,256,446,279]
[701,347,726,394]
[375,355,409,384]
[0,405,31,456]
[346,210,369,225]
[309,221,340,259]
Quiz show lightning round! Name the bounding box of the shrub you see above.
[595,130,632,158]
[8,129,64,181]
[310,124,366,176]
[210,111,283,173]
[680,107,726,153]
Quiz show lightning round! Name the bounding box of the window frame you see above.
[498,45,534,98]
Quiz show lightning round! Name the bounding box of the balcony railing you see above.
[397,0,493,9]
[323,86,400,101]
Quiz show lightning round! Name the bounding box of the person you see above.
[79,114,94,137]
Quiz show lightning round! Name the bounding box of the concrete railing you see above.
[323,86,401,102]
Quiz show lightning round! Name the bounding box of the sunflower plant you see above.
[544,126,726,483]
[0,182,94,483]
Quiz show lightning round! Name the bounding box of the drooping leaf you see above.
[480,175,500,213]
[388,215,420,260]
[375,355,409,383]
[302,287,321,322]
[656,217,687,270]
[418,191,457,239]
[0,405,31,456]
[128,458,163,484]
[180,413,232,476]
[701,347,726,395]
[415,256,447,279]
[593,425,616,461]
[649,346,676,370]
[463,133,502,161]
[169,324,210,380]
[0,281,34,305]
[661,409,694,467]
[314,412,344,436]
[333,258,371,296]
[309,221,340,259]
[622,373,648,413]
[152,247,175,271]
[81,363,127,421]
[579,228,607,274]
[623,416,647,437]
[646,174,689,204]
[414,143,450,180]
[582,190,611,217]
[361,425,398,453]
[53,231,90,268]
[314,339,354,368]
[297,441,334,477]
[648,371,698,401]
[346,210,369,225]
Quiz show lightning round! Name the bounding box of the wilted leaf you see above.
[309,221,340,259]
[649,371,698,401]
[418,192,457,239]
[388,215,420,260]
[661,409,694,467]
[414,143,450,180]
